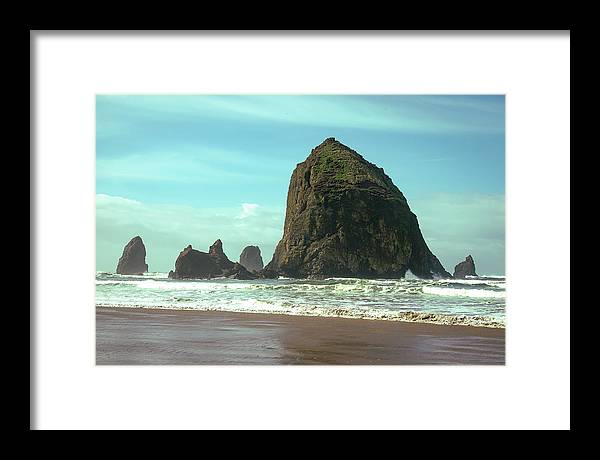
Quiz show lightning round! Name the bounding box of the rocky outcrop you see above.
[209,239,235,271]
[256,268,278,279]
[168,240,259,280]
[239,246,264,273]
[453,255,477,279]
[223,263,256,280]
[168,245,221,279]
[265,138,451,279]
[116,236,148,275]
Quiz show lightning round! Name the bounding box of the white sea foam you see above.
[422,286,506,299]
[404,270,418,280]
[96,279,252,290]
[96,301,504,328]
[96,272,506,328]
[444,279,505,286]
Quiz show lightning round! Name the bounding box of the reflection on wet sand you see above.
[96,307,505,365]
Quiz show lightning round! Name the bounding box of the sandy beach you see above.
[96,307,505,365]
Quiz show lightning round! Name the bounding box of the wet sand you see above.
[96,307,505,365]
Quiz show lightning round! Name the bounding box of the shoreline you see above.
[96,306,505,365]
[95,303,505,329]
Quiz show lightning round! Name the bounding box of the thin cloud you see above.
[97,95,504,135]
[96,194,283,272]
[238,203,259,219]
[96,193,141,206]
[410,192,505,275]
[96,149,284,185]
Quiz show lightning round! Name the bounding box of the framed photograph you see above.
[31,30,570,430]
[95,95,506,365]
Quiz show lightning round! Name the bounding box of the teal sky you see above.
[96,95,505,275]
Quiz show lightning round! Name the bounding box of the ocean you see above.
[96,272,506,328]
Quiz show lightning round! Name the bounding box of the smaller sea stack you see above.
[169,239,259,280]
[168,245,221,279]
[116,236,148,275]
[453,255,477,279]
[239,246,264,273]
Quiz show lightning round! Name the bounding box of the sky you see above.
[96,95,505,275]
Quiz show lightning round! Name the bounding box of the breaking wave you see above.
[96,272,506,328]
[422,286,506,299]
[96,301,504,328]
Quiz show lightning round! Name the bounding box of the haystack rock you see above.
[265,138,451,279]
[116,236,148,275]
[239,245,264,273]
[453,255,477,279]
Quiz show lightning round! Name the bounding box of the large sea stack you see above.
[116,236,148,275]
[239,245,264,273]
[265,138,451,279]
[169,240,257,280]
[453,255,477,279]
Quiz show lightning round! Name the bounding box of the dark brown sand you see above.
[96,307,505,365]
